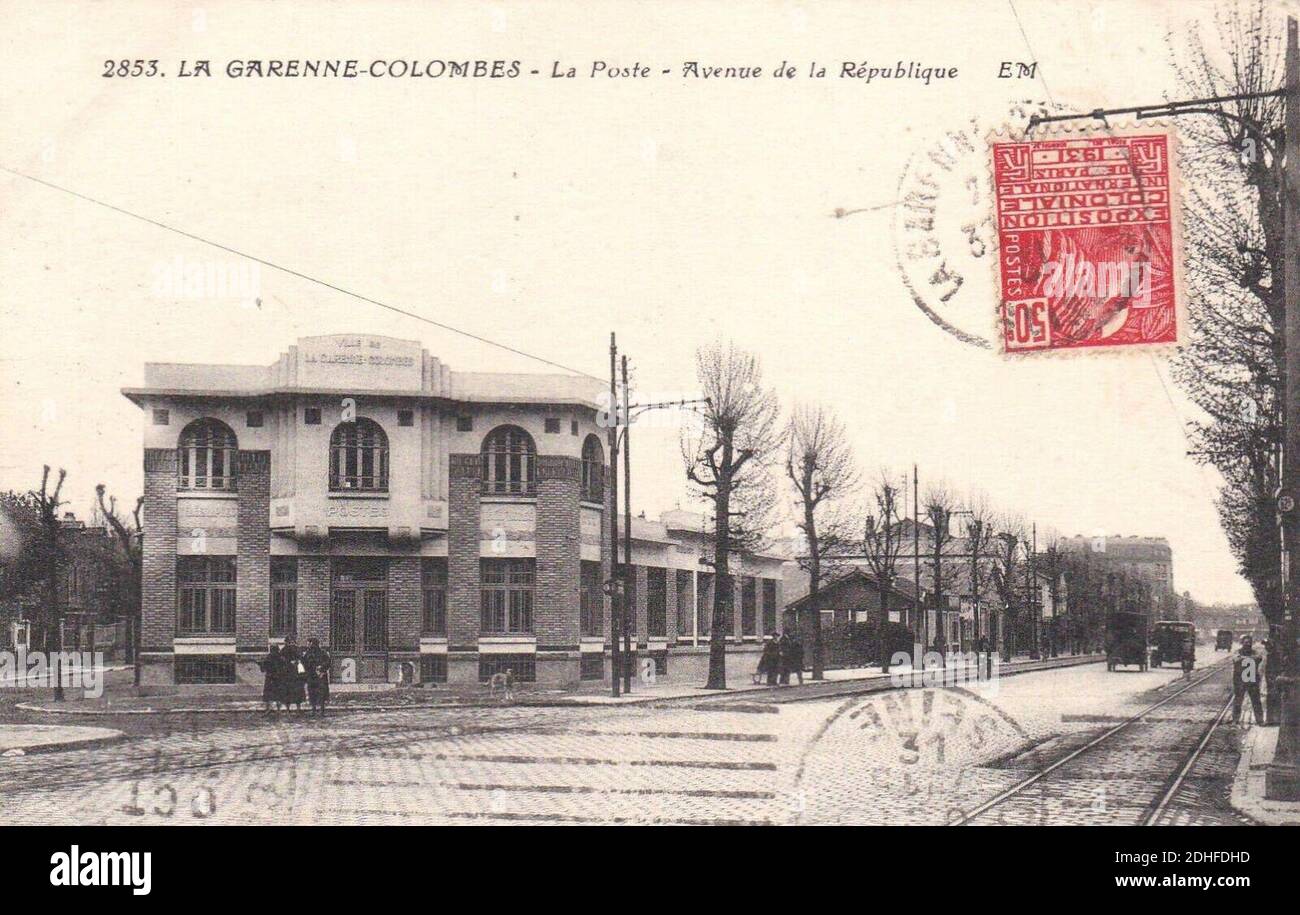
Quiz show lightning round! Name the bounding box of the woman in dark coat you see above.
[302,638,332,717]
[279,639,307,711]
[758,636,780,686]
[258,645,283,714]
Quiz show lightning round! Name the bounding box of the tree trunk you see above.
[806,502,824,680]
[880,579,891,673]
[705,452,733,690]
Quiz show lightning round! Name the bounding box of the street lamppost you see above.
[605,341,709,696]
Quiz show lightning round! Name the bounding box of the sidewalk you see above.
[12,652,1102,715]
[1231,723,1300,825]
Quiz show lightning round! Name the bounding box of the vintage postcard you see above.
[0,0,1292,889]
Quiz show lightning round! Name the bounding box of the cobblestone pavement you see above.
[0,649,1251,825]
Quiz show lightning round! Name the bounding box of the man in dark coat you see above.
[758,636,780,686]
[789,634,805,685]
[303,638,332,717]
[257,645,283,714]
[280,638,307,710]
[1233,635,1265,726]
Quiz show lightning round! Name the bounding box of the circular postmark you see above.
[790,685,1035,825]
[892,100,1060,349]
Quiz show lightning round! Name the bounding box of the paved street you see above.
[0,648,1253,825]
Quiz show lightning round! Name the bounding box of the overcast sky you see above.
[0,0,1263,603]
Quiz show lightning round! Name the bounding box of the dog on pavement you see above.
[488,669,517,704]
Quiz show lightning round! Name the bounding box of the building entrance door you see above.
[331,558,389,682]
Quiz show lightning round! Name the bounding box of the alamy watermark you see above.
[888,648,1000,695]
[0,649,105,698]
[1041,255,1151,306]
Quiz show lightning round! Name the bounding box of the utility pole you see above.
[1269,17,1300,799]
[607,334,621,698]
[621,354,633,695]
[913,464,922,662]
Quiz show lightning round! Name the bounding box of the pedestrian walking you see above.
[280,638,307,711]
[257,644,284,714]
[1233,635,1265,726]
[757,635,779,686]
[777,632,792,685]
[303,638,332,717]
[784,632,805,685]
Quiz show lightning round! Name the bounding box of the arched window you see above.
[330,419,389,492]
[581,434,604,502]
[481,425,536,495]
[178,419,239,491]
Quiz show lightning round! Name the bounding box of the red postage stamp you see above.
[991,129,1181,354]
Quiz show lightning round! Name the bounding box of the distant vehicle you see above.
[1151,620,1195,669]
[1215,629,1235,651]
[1106,611,1149,671]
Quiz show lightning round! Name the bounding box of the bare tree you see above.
[97,484,143,684]
[786,403,860,680]
[683,341,782,689]
[35,466,68,701]
[922,483,958,656]
[1035,529,1067,657]
[963,492,997,652]
[862,469,905,672]
[990,515,1027,662]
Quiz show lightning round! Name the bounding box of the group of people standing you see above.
[258,638,332,716]
[755,632,804,686]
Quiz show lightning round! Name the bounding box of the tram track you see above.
[952,659,1237,826]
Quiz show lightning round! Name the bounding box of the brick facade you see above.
[535,456,581,650]
[297,554,330,645]
[446,453,480,684]
[141,449,177,652]
[388,555,422,653]
[235,450,271,651]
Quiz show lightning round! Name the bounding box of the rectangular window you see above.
[570,420,579,436]
[174,656,236,684]
[456,415,473,432]
[304,408,321,425]
[762,579,777,634]
[480,559,534,633]
[398,409,414,427]
[422,558,448,635]
[742,576,757,636]
[580,652,604,680]
[676,570,694,638]
[420,655,448,684]
[177,556,236,635]
[246,410,264,428]
[152,408,170,426]
[696,572,713,635]
[544,417,561,433]
[270,558,297,637]
[580,560,603,637]
[479,654,536,683]
[331,590,356,651]
[647,567,667,637]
